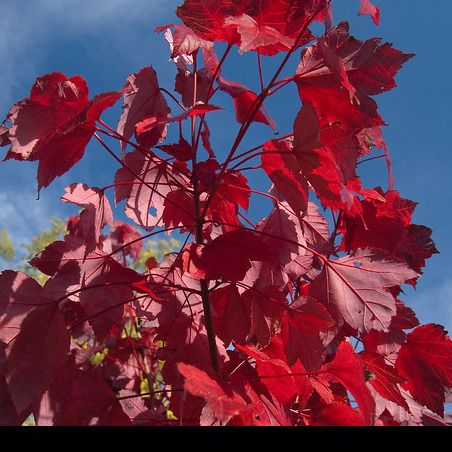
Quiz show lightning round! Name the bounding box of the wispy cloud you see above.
[0,0,169,110]
[0,0,174,251]
[0,188,64,251]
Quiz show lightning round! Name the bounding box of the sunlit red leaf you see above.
[62,183,113,254]
[310,249,418,332]
[322,341,375,424]
[358,0,380,25]
[217,77,276,131]
[117,67,170,152]
[1,73,120,191]
[178,362,248,423]
[176,0,329,55]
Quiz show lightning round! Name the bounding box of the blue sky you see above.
[0,0,451,333]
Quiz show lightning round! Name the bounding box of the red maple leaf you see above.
[1,73,120,191]
[176,0,328,55]
[396,324,452,416]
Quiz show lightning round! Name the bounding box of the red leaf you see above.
[359,350,408,410]
[236,340,311,405]
[29,236,141,339]
[135,103,221,136]
[0,271,70,414]
[199,229,276,282]
[341,189,417,254]
[162,188,196,231]
[155,23,213,58]
[114,150,189,230]
[117,67,170,152]
[312,402,365,426]
[358,0,380,25]
[217,77,276,131]
[101,221,143,261]
[1,73,119,192]
[293,23,413,208]
[62,183,113,254]
[224,14,295,55]
[262,139,308,216]
[175,68,212,108]
[176,0,328,55]
[217,171,250,211]
[310,249,418,333]
[244,287,287,346]
[158,137,195,161]
[341,189,438,272]
[322,341,375,424]
[301,202,331,250]
[211,284,250,345]
[296,22,413,99]
[396,324,452,416]
[281,299,335,370]
[257,203,307,268]
[36,361,131,426]
[178,363,248,423]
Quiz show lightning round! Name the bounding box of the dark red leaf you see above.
[0,271,70,414]
[175,68,211,108]
[178,362,248,424]
[262,139,308,216]
[281,299,335,370]
[396,324,452,416]
[117,67,170,152]
[211,284,250,345]
[36,361,131,426]
[158,137,195,161]
[198,229,276,282]
[162,188,196,231]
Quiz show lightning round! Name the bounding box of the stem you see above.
[199,10,320,222]
[190,51,220,372]
[194,43,233,152]
[257,52,264,91]
[191,52,198,147]
[357,153,386,165]
[160,87,187,111]
[94,133,195,221]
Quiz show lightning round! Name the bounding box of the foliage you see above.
[0,231,15,262]
[0,0,450,426]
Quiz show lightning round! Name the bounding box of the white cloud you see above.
[0,0,175,251]
[0,0,170,110]
[35,0,166,31]
[0,189,62,249]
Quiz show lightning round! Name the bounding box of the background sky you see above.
[0,0,451,333]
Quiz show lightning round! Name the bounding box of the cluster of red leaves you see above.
[0,0,451,426]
